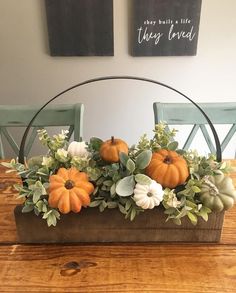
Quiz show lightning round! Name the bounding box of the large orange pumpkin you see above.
[99,136,128,163]
[145,149,189,189]
[48,167,94,214]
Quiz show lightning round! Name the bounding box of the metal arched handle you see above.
[19,76,222,163]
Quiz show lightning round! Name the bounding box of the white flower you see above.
[164,189,181,208]
[58,130,69,140]
[133,180,164,209]
[42,156,54,168]
[167,194,181,208]
[55,148,69,162]
[68,141,90,158]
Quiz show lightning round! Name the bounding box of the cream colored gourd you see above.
[200,171,236,212]
[67,141,89,158]
[133,180,164,209]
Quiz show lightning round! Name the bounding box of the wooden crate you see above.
[14,205,225,243]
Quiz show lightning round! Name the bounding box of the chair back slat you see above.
[199,124,216,153]
[1,127,19,155]
[221,124,236,152]
[183,125,200,150]
[0,103,84,159]
[0,129,5,159]
[153,102,236,157]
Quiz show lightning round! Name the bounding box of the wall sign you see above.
[131,0,202,56]
[45,0,114,56]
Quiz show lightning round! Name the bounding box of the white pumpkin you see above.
[133,180,164,209]
[67,141,89,158]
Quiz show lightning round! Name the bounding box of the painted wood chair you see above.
[0,103,84,159]
[153,102,236,157]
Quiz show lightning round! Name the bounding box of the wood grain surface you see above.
[0,160,236,292]
[0,163,22,243]
[0,244,236,292]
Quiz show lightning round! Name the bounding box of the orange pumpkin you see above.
[145,149,189,189]
[48,167,94,214]
[99,136,128,163]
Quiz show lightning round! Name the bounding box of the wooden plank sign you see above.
[131,0,202,56]
[45,0,114,56]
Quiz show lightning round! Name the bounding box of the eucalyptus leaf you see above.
[42,210,52,219]
[130,208,136,221]
[33,191,42,203]
[22,205,34,213]
[52,209,60,219]
[126,159,135,173]
[34,207,40,216]
[110,183,116,196]
[89,137,103,151]
[112,173,121,183]
[101,185,109,191]
[36,200,44,211]
[119,152,129,167]
[99,204,105,212]
[102,201,107,208]
[201,206,212,214]
[199,211,208,222]
[135,174,152,185]
[176,149,185,155]
[103,180,113,187]
[219,161,227,170]
[47,213,57,227]
[118,204,127,214]
[172,218,182,225]
[93,186,99,195]
[107,201,118,209]
[191,186,201,193]
[135,150,152,170]
[89,200,102,207]
[116,175,135,197]
[185,200,197,209]
[42,204,48,213]
[168,141,179,151]
[187,211,198,225]
[125,200,132,211]
[96,177,105,186]
[36,171,48,176]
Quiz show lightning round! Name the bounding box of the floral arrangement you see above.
[2,122,236,227]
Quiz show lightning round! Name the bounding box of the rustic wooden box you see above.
[14,205,225,243]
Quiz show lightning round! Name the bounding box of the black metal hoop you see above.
[18,76,222,163]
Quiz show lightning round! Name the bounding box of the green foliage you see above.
[116,175,135,197]
[135,150,152,170]
[2,122,233,227]
[150,123,178,151]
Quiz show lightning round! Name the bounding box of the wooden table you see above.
[0,161,236,292]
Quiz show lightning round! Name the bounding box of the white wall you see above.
[0,0,236,158]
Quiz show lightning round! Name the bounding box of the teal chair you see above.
[153,102,236,156]
[0,103,84,159]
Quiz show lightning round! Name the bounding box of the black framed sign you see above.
[45,0,114,56]
[131,0,202,56]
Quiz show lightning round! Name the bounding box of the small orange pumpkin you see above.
[99,136,128,163]
[145,149,189,189]
[48,167,94,214]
